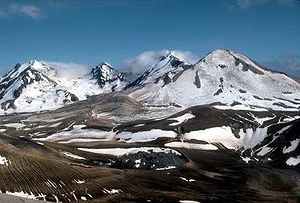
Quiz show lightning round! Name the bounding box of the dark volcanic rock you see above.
[112,150,188,170]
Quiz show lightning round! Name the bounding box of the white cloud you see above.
[9,4,42,19]
[43,61,90,78]
[262,53,300,77]
[233,0,297,8]
[121,50,198,74]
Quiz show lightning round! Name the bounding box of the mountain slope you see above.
[128,49,300,111]
[126,52,192,89]
[0,61,127,114]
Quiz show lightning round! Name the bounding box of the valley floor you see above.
[0,133,299,203]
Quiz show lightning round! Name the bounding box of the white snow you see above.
[183,126,242,150]
[276,125,291,134]
[47,122,62,128]
[179,200,201,203]
[133,124,145,127]
[165,142,218,150]
[135,159,141,168]
[44,180,58,189]
[257,146,273,156]
[36,127,177,144]
[116,129,177,143]
[59,138,108,144]
[61,151,86,160]
[241,156,251,164]
[213,105,268,112]
[283,139,299,154]
[1,123,26,129]
[239,127,268,150]
[78,147,181,157]
[0,155,9,166]
[74,180,85,184]
[286,156,300,166]
[36,142,44,146]
[168,113,195,126]
[103,189,121,194]
[156,166,176,170]
[248,113,276,125]
[179,177,196,182]
[0,128,6,132]
[5,191,37,200]
[34,125,115,143]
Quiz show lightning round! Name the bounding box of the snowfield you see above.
[1,123,26,129]
[116,129,177,143]
[183,126,242,150]
[165,142,218,150]
[78,147,181,157]
[34,125,115,143]
[286,156,300,166]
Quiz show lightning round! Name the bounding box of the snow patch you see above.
[0,155,9,166]
[116,129,177,143]
[1,123,26,129]
[103,189,121,194]
[168,113,195,126]
[61,151,86,160]
[257,146,273,156]
[183,126,241,150]
[286,156,300,166]
[5,191,37,200]
[78,147,181,157]
[74,180,85,184]
[156,166,176,170]
[165,142,218,150]
[241,156,251,164]
[133,124,145,127]
[34,125,115,143]
[283,139,299,154]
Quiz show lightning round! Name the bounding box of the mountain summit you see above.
[128,49,300,111]
[0,60,127,114]
[90,62,126,91]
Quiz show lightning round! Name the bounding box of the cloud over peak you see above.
[121,50,198,74]
[263,53,300,77]
[43,61,90,79]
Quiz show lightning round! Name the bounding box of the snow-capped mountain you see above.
[90,62,126,91]
[126,52,193,89]
[0,60,127,114]
[128,49,300,111]
[1,49,300,114]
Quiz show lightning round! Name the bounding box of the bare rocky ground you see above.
[0,93,299,202]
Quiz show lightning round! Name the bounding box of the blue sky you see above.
[0,0,300,76]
